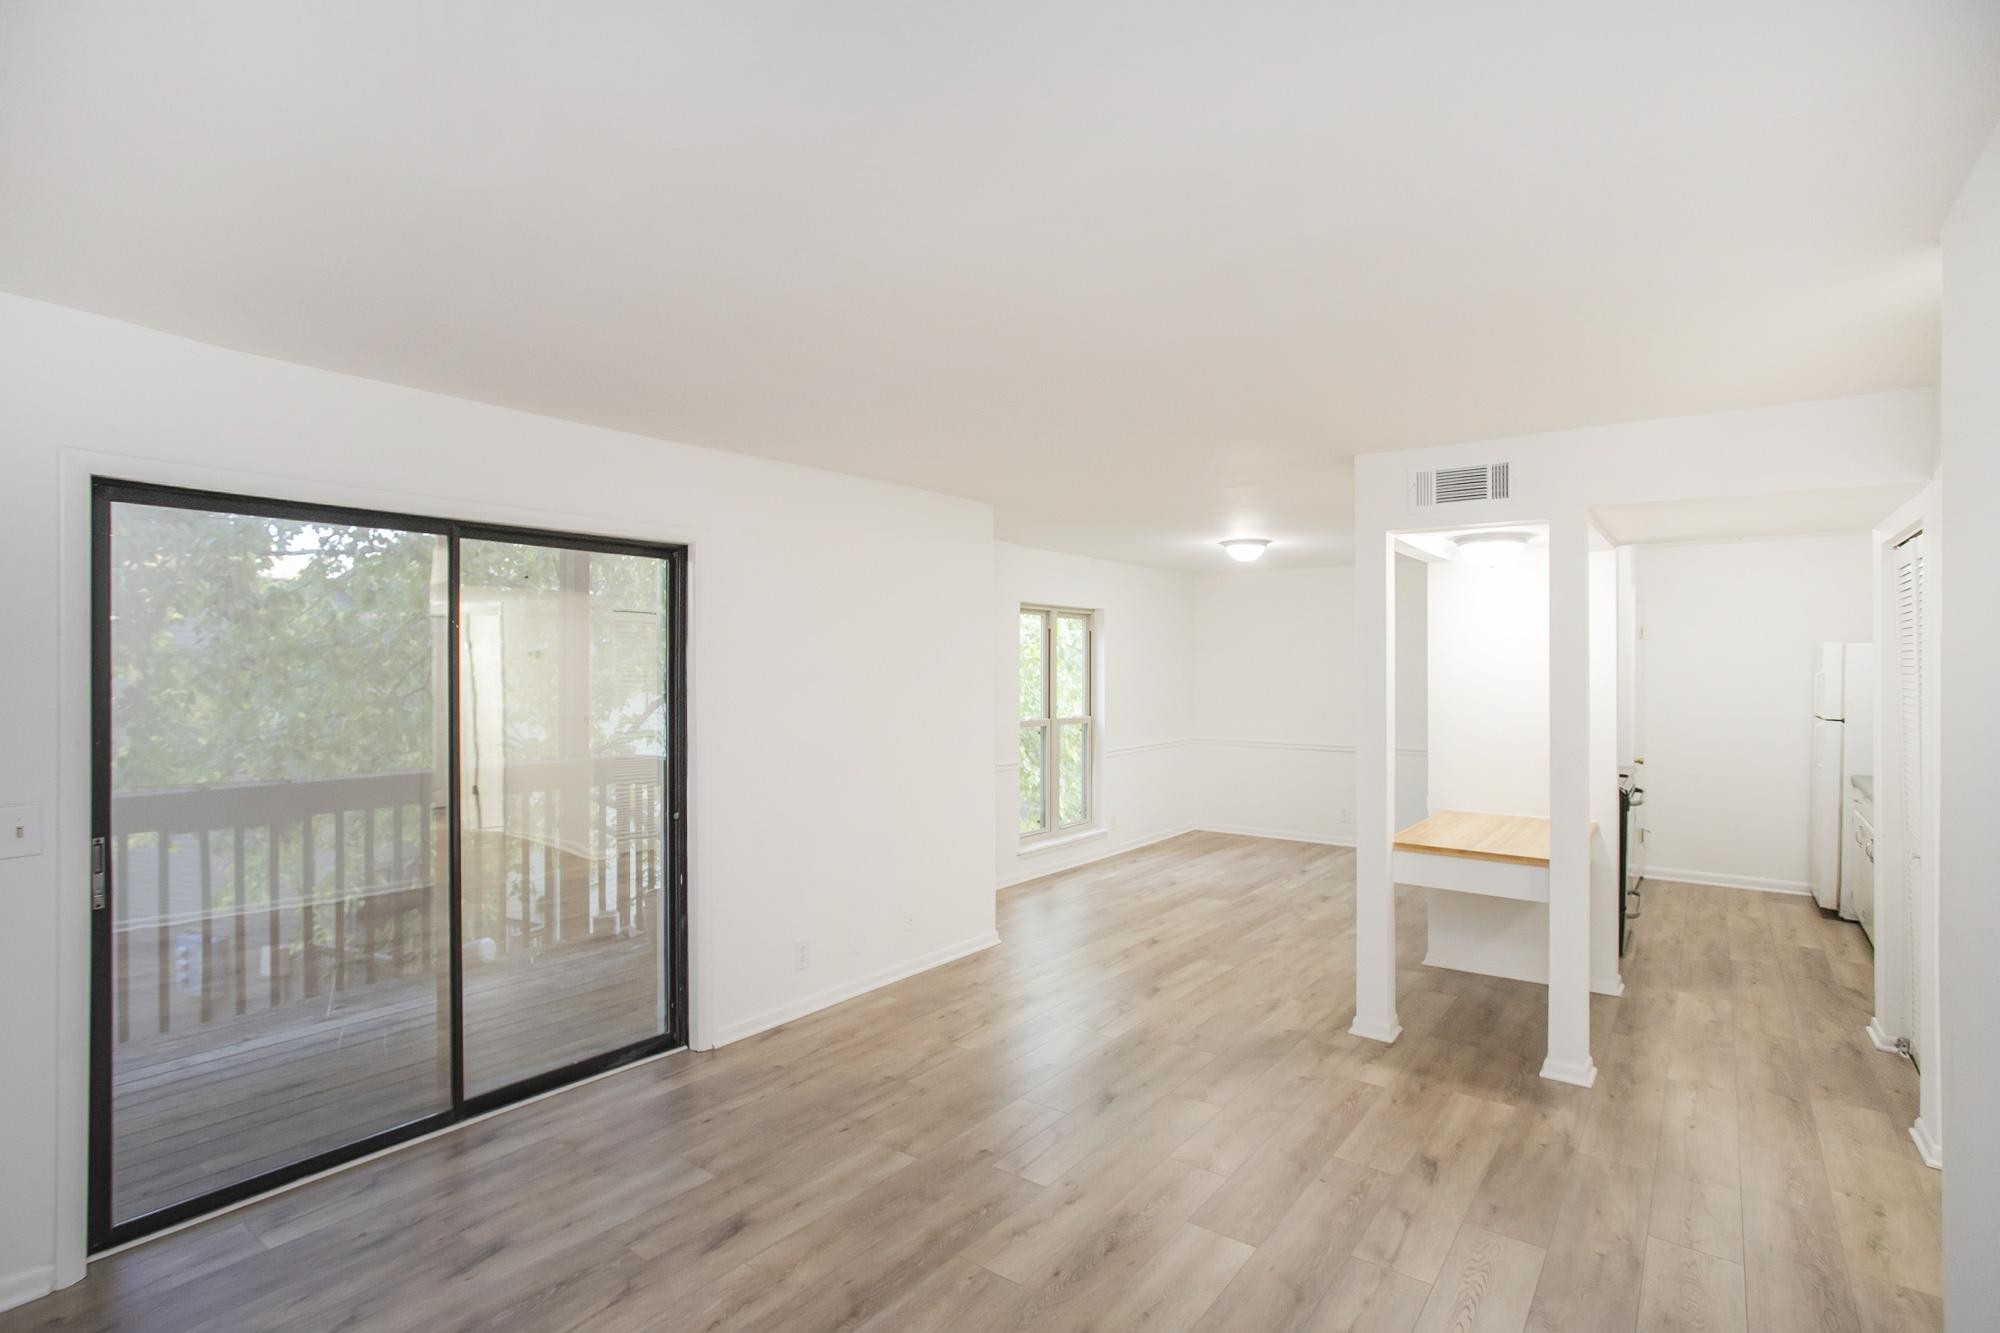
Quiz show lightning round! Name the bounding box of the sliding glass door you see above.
[457,537,675,1097]
[96,497,452,1230]
[90,482,686,1248]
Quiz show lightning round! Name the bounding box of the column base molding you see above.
[1348,1016,1403,1045]
[1909,1117,1942,1169]
[1539,1055,1598,1087]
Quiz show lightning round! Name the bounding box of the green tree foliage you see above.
[110,505,442,792]
[110,508,670,793]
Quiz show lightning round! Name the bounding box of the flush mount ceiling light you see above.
[1220,538,1272,563]
[1453,530,1533,571]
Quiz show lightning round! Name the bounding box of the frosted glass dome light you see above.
[1453,530,1532,571]
[1221,538,1272,563]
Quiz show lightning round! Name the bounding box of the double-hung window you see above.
[1019,606,1093,837]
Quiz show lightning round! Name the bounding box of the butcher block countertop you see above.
[1392,810,1595,868]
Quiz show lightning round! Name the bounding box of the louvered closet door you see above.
[1894,531,1925,1062]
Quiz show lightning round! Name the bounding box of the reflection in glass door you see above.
[457,537,675,1097]
[97,494,452,1232]
[90,482,687,1249]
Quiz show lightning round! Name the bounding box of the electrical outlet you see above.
[0,805,41,860]
[793,939,810,971]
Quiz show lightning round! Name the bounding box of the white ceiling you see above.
[3,4,1996,570]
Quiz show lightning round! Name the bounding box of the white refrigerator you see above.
[1808,642,1874,914]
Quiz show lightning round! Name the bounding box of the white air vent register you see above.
[1412,463,1510,507]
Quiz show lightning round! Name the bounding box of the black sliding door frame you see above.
[88,478,690,1252]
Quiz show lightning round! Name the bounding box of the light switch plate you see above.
[0,805,44,860]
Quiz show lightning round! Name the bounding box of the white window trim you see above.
[1018,604,1096,842]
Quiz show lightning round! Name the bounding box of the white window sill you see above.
[1018,826,1109,858]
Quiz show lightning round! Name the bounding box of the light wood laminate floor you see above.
[3,833,1936,1332]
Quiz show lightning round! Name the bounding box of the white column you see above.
[1352,531,1401,1043]
[1542,512,1596,1086]
[1587,545,1623,997]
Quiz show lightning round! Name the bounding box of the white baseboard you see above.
[1866,1018,1901,1053]
[709,930,1001,1047]
[1641,865,1811,895]
[0,1264,54,1315]
[1909,1117,1942,1169]
[995,826,1197,890]
[1193,822,1354,848]
[1540,1055,1599,1088]
[1592,975,1625,997]
[994,823,1363,891]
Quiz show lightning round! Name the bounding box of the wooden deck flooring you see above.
[5,832,1935,1332]
[111,934,666,1224]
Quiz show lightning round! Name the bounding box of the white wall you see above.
[1413,540,1621,998]
[994,553,1429,886]
[1426,545,1550,816]
[1633,534,1874,893]
[994,543,1199,886]
[1191,560,1429,843]
[1939,121,2000,1331]
[0,294,996,1307]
